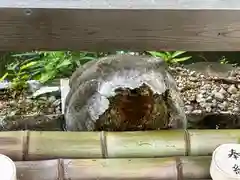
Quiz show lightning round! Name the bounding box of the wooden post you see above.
[60,78,70,114]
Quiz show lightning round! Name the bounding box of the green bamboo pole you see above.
[28,131,103,160]
[188,129,240,156]
[105,130,186,158]
[181,156,211,179]
[0,131,26,161]
[14,156,211,180]
[16,159,59,180]
[0,130,239,160]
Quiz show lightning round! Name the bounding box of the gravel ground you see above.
[0,91,61,117]
[170,66,240,115]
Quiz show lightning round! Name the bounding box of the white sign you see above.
[211,143,240,180]
[0,154,16,180]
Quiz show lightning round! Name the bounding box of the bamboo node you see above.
[100,131,108,158]
[184,129,190,156]
[22,131,29,161]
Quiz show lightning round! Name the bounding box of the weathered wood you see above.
[3,0,240,9]
[0,130,240,161]
[14,156,211,180]
[0,1,240,51]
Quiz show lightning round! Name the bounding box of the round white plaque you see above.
[210,143,240,180]
[0,154,16,180]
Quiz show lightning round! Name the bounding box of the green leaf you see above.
[11,52,38,57]
[39,71,56,83]
[0,72,9,82]
[20,61,39,71]
[79,57,96,64]
[165,51,172,57]
[17,71,27,76]
[80,56,96,61]
[171,51,187,58]
[147,51,167,59]
[44,61,56,71]
[56,59,72,69]
[172,56,192,63]
[7,62,19,71]
[32,73,42,80]
[20,74,31,81]
[48,51,66,59]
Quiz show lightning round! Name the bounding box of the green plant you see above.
[146,51,191,64]
[2,50,192,91]
[0,51,107,89]
[38,51,73,83]
[0,57,41,91]
[219,56,229,64]
[38,51,104,83]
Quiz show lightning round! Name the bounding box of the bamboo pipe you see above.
[0,130,240,161]
[14,156,211,180]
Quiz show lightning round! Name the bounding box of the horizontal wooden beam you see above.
[3,0,240,9]
[1,1,240,51]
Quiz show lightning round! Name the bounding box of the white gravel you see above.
[170,66,240,115]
